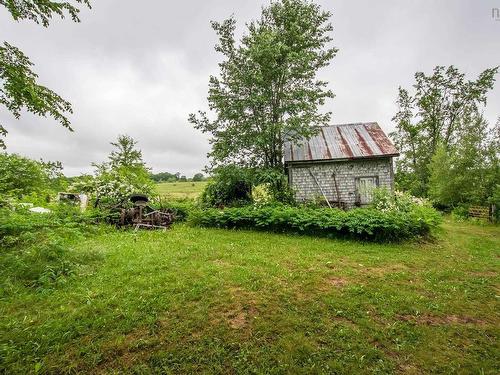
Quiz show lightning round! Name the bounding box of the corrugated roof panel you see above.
[284,122,399,163]
[322,125,344,159]
[309,130,329,160]
[364,123,399,155]
[292,141,306,161]
[339,125,364,157]
[357,123,382,155]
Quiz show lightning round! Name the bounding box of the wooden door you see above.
[355,176,379,205]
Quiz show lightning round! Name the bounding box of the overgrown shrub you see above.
[201,166,296,207]
[201,165,254,207]
[450,205,470,221]
[487,184,500,221]
[0,153,62,199]
[0,206,104,295]
[255,168,295,204]
[371,188,431,212]
[189,203,441,242]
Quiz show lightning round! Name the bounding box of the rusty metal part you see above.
[284,122,399,163]
[119,195,174,230]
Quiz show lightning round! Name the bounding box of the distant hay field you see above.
[156,181,208,200]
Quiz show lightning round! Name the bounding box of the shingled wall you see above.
[288,157,394,208]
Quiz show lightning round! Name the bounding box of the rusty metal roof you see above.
[284,122,399,163]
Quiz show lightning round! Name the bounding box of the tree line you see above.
[150,172,205,183]
[391,66,499,208]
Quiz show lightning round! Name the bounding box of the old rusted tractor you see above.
[119,194,174,231]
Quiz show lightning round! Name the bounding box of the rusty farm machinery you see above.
[119,194,175,231]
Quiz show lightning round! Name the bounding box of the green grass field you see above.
[1,220,499,374]
[156,181,208,200]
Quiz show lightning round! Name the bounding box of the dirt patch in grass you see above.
[295,275,349,299]
[361,264,409,277]
[398,314,487,326]
[213,286,259,331]
[371,339,398,358]
[371,339,421,374]
[396,363,420,375]
[225,309,250,329]
[212,258,232,268]
[306,275,349,296]
[332,316,359,330]
[93,327,161,373]
[325,276,348,288]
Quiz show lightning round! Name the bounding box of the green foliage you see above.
[108,135,145,170]
[201,165,254,207]
[150,171,180,183]
[255,168,295,204]
[0,42,73,149]
[450,205,470,221]
[189,0,336,169]
[0,0,92,148]
[251,183,273,206]
[371,188,431,213]
[150,199,195,222]
[428,145,454,206]
[189,203,441,242]
[200,166,296,207]
[0,205,103,294]
[428,116,499,207]
[488,184,500,221]
[92,167,154,208]
[0,153,47,197]
[1,0,91,26]
[391,65,498,197]
[0,152,64,199]
[192,173,205,182]
[72,135,155,208]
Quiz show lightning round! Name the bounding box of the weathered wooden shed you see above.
[284,122,399,208]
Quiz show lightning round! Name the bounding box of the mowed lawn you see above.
[156,181,208,199]
[1,220,499,374]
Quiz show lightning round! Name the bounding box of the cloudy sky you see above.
[1,0,499,176]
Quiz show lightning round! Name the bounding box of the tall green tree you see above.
[192,173,205,182]
[428,114,498,206]
[391,65,498,196]
[189,0,336,170]
[108,135,146,170]
[0,0,91,149]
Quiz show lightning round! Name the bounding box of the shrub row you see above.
[189,204,442,242]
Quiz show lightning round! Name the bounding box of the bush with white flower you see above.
[69,135,155,208]
[371,188,432,213]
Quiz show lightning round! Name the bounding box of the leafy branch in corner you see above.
[0,0,92,148]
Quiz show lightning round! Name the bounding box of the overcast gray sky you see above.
[1,0,499,176]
